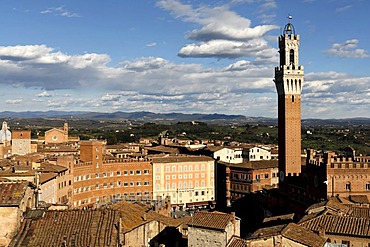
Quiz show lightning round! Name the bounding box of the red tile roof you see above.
[226,236,248,247]
[189,211,235,231]
[110,201,181,233]
[0,181,30,206]
[300,214,370,237]
[11,209,120,246]
[282,223,327,247]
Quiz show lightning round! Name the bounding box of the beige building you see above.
[44,122,69,144]
[11,130,32,156]
[152,155,215,210]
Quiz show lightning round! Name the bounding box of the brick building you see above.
[306,149,370,202]
[72,140,153,207]
[217,160,278,208]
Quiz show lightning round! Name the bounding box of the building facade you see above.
[152,155,215,210]
[72,140,153,207]
[11,130,32,156]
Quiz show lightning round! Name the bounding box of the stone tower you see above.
[274,19,304,182]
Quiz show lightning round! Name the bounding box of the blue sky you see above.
[0,0,369,119]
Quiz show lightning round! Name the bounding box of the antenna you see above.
[287,14,292,23]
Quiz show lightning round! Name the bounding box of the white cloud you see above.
[6,99,23,104]
[324,39,369,58]
[37,91,52,97]
[146,43,157,47]
[41,6,81,18]
[335,5,352,13]
[157,0,278,59]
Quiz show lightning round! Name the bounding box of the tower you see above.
[274,19,304,182]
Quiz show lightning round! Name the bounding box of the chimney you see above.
[143,213,147,221]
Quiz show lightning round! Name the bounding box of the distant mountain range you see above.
[0,111,369,126]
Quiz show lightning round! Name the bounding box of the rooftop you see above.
[0,181,32,206]
[10,209,120,246]
[189,211,236,231]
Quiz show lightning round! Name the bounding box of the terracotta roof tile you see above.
[226,236,248,247]
[0,181,30,206]
[110,201,181,233]
[189,211,235,231]
[300,214,370,237]
[11,209,120,246]
[152,155,214,163]
[282,223,327,247]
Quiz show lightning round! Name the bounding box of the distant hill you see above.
[0,111,369,126]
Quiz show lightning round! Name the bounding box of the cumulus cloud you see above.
[156,0,278,60]
[324,39,369,58]
[37,91,52,97]
[6,99,23,104]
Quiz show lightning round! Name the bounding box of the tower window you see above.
[292,95,295,103]
[289,49,294,65]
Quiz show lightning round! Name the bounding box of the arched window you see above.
[289,49,294,65]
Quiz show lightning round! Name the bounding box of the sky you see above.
[0,0,369,119]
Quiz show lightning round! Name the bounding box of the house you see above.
[246,223,327,247]
[111,201,184,247]
[188,211,240,247]
[0,181,35,246]
[299,197,370,246]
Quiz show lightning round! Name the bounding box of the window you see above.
[123,170,128,176]
[195,165,199,171]
[366,183,370,190]
[201,165,205,170]
[130,182,134,187]
[342,240,350,246]
[137,182,141,186]
[123,182,128,187]
[144,181,149,186]
[345,183,351,191]
[110,171,114,177]
[265,173,269,179]
[117,171,121,176]
[172,175,176,179]
[103,172,107,177]
[103,183,107,188]
[178,166,182,172]
[195,191,199,196]
[178,174,182,179]
[117,181,121,186]
[144,169,149,174]
[136,170,141,175]
[172,166,176,172]
[201,191,205,196]
[130,170,134,175]
[166,166,170,172]
[166,175,170,180]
